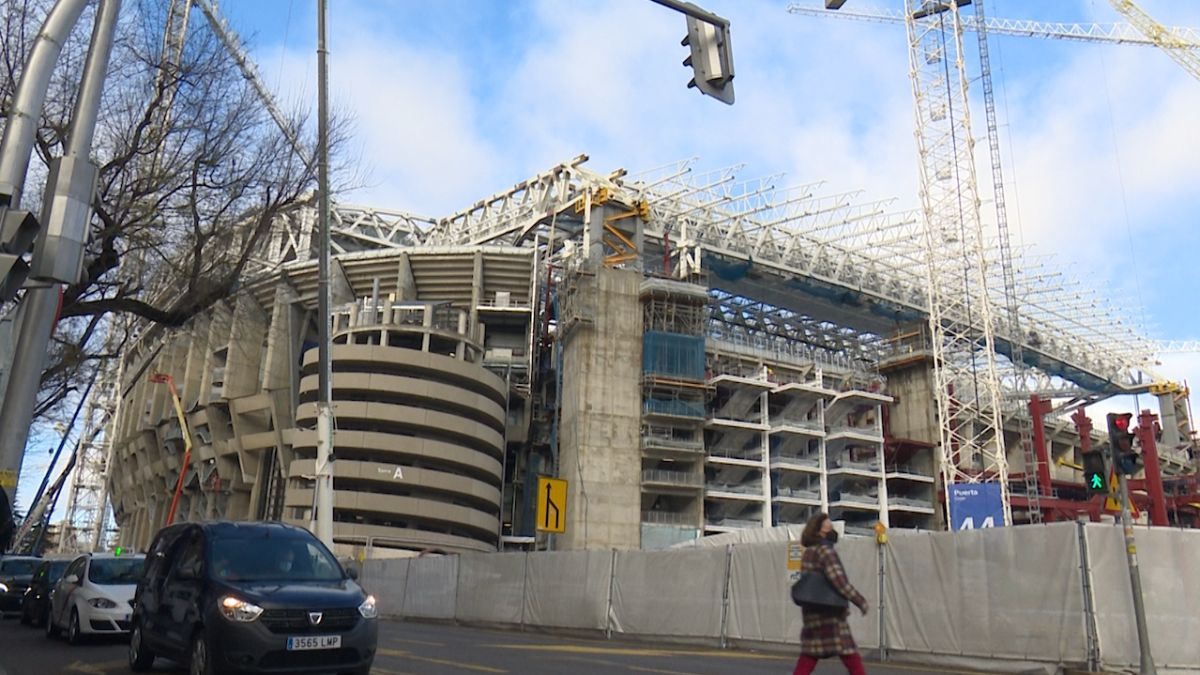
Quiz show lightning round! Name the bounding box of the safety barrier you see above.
[360,522,1200,674]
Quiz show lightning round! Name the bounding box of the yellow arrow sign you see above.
[536,476,567,534]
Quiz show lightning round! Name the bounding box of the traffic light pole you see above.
[1115,469,1157,674]
[0,0,114,518]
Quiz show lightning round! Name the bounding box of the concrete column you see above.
[395,253,417,300]
[558,268,643,550]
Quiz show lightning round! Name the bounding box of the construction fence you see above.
[359,522,1200,674]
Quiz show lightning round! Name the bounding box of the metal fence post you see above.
[399,554,413,618]
[521,551,530,630]
[718,544,734,649]
[1076,520,1102,671]
[878,538,888,661]
[605,548,617,640]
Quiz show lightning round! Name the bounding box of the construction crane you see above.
[786,4,1200,52]
[792,1,1200,527]
[969,0,1041,522]
[1108,0,1200,80]
[899,0,1012,526]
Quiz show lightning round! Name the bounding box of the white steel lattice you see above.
[58,335,123,553]
[1107,0,1200,82]
[905,0,1011,525]
[787,3,1200,48]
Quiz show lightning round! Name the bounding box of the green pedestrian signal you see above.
[1082,450,1108,494]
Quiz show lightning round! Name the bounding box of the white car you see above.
[46,552,145,644]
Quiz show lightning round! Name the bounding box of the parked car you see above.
[0,555,41,617]
[20,556,74,626]
[46,551,145,643]
[129,521,377,675]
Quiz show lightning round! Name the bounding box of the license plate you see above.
[286,635,342,651]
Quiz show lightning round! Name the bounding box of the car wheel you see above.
[44,607,60,638]
[67,608,84,645]
[128,621,155,672]
[189,629,221,675]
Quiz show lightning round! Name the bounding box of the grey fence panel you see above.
[725,538,878,649]
[1086,524,1200,670]
[455,552,528,624]
[884,523,1087,663]
[402,555,459,620]
[364,557,410,618]
[524,549,613,631]
[610,546,727,638]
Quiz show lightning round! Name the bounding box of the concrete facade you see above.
[557,268,644,550]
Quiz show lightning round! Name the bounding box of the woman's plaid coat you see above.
[798,542,867,657]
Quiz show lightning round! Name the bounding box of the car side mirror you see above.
[345,567,358,581]
[63,574,79,585]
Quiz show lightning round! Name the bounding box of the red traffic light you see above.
[1113,413,1132,432]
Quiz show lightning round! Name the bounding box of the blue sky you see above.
[17,0,1200,514]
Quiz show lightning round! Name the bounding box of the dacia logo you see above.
[308,611,323,625]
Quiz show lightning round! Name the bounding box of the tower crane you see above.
[790,0,1200,527]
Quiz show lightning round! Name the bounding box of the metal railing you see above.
[706,482,764,496]
[642,469,704,486]
[641,435,705,453]
[641,511,697,526]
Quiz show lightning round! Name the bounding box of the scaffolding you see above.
[639,277,709,548]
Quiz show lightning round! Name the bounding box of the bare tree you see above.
[2,0,356,421]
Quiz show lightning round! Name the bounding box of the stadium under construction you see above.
[46,155,1191,558]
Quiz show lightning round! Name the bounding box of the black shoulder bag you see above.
[790,548,849,609]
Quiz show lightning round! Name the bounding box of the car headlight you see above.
[87,598,118,609]
[357,595,377,619]
[219,595,263,622]
[0,583,8,594]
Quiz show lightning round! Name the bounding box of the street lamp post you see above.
[312,0,335,550]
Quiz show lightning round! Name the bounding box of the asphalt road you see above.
[0,613,996,674]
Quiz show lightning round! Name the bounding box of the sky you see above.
[16,0,1200,515]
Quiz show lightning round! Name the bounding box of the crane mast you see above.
[904,0,1011,526]
[971,0,1040,522]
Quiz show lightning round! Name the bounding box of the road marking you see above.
[862,662,996,675]
[628,666,703,675]
[369,667,418,675]
[384,637,446,647]
[486,644,788,660]
[377,647,508,673]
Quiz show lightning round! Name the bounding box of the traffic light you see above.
[0,203,40,303]
[1082,450,1108,493]
[681,15,735,104]
[1107,412,1141,475]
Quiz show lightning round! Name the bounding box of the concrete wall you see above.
[558,268,643,550]
[882,362,939,446]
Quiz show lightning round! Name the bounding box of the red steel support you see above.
[1136,409,1170,527]
[1072,408,1093,454]
[1029,395,1053,497]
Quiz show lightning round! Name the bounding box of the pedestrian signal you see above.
[1082,450,1108,493]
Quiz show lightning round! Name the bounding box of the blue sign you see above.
[949,483,1005,530]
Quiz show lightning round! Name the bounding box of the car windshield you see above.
[0,559,39,577]
[88,557,145,585]
[210,537,344,582]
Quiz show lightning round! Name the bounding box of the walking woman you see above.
[793,513,869,675]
